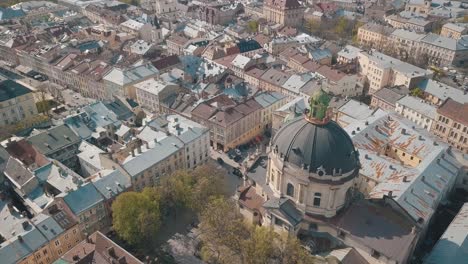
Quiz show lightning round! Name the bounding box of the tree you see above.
[157,164,227,215]
[112,189,161,246]
[334,17,348,37]
[199,197,249,263]
[275,233,321,264]
[242,226,277,264]
[410,87,424,98]
[197,197,324,264]
[247,20,259,33]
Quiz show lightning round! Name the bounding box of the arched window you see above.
[286,183,295,197]
[313,192,321,207]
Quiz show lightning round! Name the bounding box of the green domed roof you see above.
[309,89,331,121]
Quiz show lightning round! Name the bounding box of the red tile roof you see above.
[437,98,468,125]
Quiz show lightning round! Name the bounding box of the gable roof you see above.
[62,184,104,215]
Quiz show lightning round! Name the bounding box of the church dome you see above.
[271,90,359,176]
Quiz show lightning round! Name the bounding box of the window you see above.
[54,240,60,246]
[286,183,294,197]
[313,193,321,207]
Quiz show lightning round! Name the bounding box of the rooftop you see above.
[27,125,81,155]
[397,95,437,119]
[424,202,468,264]
[0,80,33,102]
[62,183,104,215]
[437,98,468,125]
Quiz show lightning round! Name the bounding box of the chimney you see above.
[421,175,425,182]
[145,142,149,149]
[401,128,406,135]
[131,148,135,157]
[18,235,23,243]
[403,176,408,182]
[388,191,393,198]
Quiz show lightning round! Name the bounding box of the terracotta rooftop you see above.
[59,231,143,264]
[437,98,468,125]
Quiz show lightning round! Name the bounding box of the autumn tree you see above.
[112,188,162,246]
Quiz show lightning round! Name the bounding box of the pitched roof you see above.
[62,184,104,215]
[425,203,468,264]
[437,98,468,125]
[27,125,81,155]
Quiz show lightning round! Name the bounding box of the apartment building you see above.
[440,23,468,40]
[316,65,361,97]
[418,34,468,67]
[0,203,82,264]
[263,0,305,27]
[254,92,288,131]
[166,33,190,55]
[56,231,143,264]
[395,95,436,131]
[134,78,181,113]
[27,125,81,171]
[264,37,300,55]
[384,15,432,33]
[53,183,110,235]
[371,86,409,111]
[102,64,159,99]
[357,23,395,50]
[0,80,38,127]
[419,79,468,106]
[432,98,468,153]
[259,68,292,94]
[101,114,210,191]
[357,50,430,94]
[191,95,263,151]
[199,2,243,25]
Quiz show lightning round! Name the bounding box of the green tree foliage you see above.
[410,87,425,98]
[334,17,348,37]
[157,164,226,215]
[112,189,162,246]
[198,197,322,264]
[247,20,259,33]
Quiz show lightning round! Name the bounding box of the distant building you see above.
[440,23,468,40]
[0,80,38,127]
[357,23,395,50]
[263,0,305,27]
[102,64,159,99]
[199,2,243,25]
[134,78,182,113]
[358,50,431,94]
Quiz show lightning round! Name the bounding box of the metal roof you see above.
[424,203,468,264]
[62,183,104,215]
